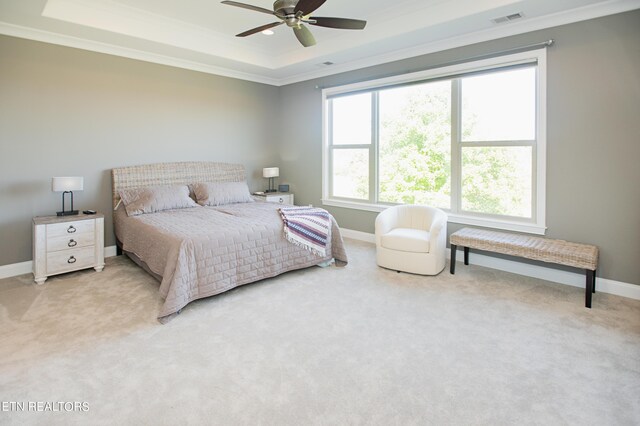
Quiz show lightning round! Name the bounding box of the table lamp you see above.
[263,168,279,193]
[52,176,83,216]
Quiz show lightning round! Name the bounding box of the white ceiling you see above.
[1,0,638,85]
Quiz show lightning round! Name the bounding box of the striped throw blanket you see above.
[279,206,331,257]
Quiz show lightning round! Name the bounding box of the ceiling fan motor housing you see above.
[274,0,299,18]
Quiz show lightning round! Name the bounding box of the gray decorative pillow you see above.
[192,181,254,206]
[119,185,197,216]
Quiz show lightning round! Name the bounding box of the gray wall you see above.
[0,36,279,265]
[1,11,639,285]
[277,10,640,285]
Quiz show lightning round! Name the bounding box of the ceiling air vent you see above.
[491,12,523,24]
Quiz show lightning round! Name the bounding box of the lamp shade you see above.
[52,177,84,192]
[263,167,279,178]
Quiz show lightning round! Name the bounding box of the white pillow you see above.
[191,181,254,206]
[119,185,197,216]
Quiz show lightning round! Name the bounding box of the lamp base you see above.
[57,210,79,216]
[265,189,277,193]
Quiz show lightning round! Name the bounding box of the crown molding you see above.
[276,0,640,85]
[1,0,638,87]
[41,0,277,68]
[0,21,280,86]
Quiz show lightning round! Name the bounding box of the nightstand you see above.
[254,192,294,205]
[32,213,105,284]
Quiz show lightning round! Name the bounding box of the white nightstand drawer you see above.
[47,232,95,252]
[33,213,105,284]
[268,195,292,204]
[46,246,96,275]
[255,192,294,205]
[47,220,95,238]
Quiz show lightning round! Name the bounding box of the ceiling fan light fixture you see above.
[261,29,275,35]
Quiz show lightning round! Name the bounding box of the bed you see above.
[111,161,348,322]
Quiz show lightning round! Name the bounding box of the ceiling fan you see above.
[221,0,367,47]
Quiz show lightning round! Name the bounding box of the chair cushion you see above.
[380,228,430,253]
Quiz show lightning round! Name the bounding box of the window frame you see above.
[322,49,547,235]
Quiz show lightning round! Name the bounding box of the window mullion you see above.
[327,99,334,199]
[371,91,379,204]
[450,79,462,214]
[531,141,537,224]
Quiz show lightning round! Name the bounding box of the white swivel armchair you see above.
[375,205,448,275]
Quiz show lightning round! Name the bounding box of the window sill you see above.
[322,198,546,235]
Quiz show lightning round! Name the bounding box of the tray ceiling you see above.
[0,0,638,85]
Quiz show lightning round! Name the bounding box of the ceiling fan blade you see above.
[221,1,275,16]
[309,17,367,30]
[236,21,283,37]
[293,24,316,47]
[294,0,326,15]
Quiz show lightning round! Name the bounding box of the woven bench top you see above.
[450,228,598,270]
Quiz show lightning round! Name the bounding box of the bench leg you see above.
[450,244,457,274]
[585,269,595,308]
[464,247,469,265]
[592,269,596,293]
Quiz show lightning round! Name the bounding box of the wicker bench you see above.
[449,228,599,308]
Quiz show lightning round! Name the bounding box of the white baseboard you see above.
[340,228,376,243]
[447,248,640,301]
[104,245,118,258]
[4,237,639,302]
[342,229,640,301]
[0,261,34,280]
[0,245,118,280]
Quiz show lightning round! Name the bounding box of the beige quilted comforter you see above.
[114,201,348,321]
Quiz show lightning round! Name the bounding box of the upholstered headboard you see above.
[111,161,246,209]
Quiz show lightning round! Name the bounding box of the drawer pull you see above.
[67,256,77,264]
[67,225,77,234]
[68,239,77,247]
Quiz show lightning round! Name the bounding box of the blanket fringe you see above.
[279,206,330,258]
[283,228,326,257]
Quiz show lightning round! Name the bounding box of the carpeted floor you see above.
[1,239,639,425]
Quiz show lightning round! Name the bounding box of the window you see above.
[322,50,547,234]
